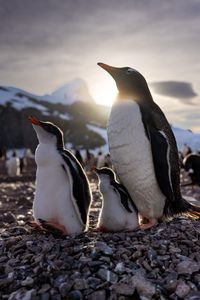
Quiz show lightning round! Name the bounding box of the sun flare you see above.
[91,80,118,107]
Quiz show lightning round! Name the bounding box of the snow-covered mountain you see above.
[0,78,94,109]
[44,79,94,105]
[0,82,199,153]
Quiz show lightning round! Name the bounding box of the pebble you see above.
[177,260,200,275]
[1,174,200,300]
[21,276,34,287]
[86,290,106,300]
[97,269,118,284]
[95,241,113,255]
[114,262,125,274]
[175,280,190,298]
[8,288,36,300]
[131,274,156,300]
[66,290,83,300]
[111,282,135,296]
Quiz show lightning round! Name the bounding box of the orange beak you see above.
[28,116,41,126]
[97,62,119,72]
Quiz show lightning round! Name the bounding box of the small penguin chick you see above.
[28,116,92,236]
[96,167,138,232]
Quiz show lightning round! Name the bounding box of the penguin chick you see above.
[6,153,20,177]
[96,167,138,232]
[29,116,92,236]
[98,62,200,229]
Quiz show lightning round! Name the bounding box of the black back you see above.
[96,167,137,213]
[60,149,91,225]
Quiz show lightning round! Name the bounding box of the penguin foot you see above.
[38,219,67,235]
[140,218,158,230]
[27,220,46,232]
[94,226,109,233]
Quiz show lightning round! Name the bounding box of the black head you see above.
[29,116,64,149]
[98,62,153,102]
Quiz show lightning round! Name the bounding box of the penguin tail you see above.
[184,200,200,219]
[163,197,200,220]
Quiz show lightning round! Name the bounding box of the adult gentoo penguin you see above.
[98,62,200,229]
[29,116,92,235]
[96,167,138,232]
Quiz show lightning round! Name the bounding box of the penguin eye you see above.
[126,68,134,75]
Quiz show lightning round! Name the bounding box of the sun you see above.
[91,80,118,106]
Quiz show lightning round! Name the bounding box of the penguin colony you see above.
[28,63,200,235]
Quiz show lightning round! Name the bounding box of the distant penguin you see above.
[183,154,200,185]
[96,167,138,232]
[6,151,20,177]
[98,62,200,229]
[29,116,92,235]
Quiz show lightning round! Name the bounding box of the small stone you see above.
[59,281,73,297]
[73,278,88,290]
[0,277,12,289]
[177,260,200,275]
[131,274,156,300]
[8,288,36,300]
[86,290,106,300]
[131,250,142,260]
[41,293,50,300]
[185,291,200,300]
[164,280,178,292]
[111,283,135,295]
[114,262,125,274]
[87,277,101,289]
[97,269,118,284]
[66,290,83,300]
[175,280,190,298]
[95,242,113,255]
[38,284,51,294]
[21,276,34,287]
[0,256,8,263]
[3,212,16,223]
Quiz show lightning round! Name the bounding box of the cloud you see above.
[150,81,198,100]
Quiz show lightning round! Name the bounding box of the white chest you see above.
[108,100,165,218]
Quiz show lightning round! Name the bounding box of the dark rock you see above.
[111,282,135,295]
[131,274,156,300]
[97,269,118,284]
[177,260,200,275]
[86,290,106,300]
[175,280,190,298]
[114,262,125,274]
[185,291,200,300]
[67,290,83,300]
[8,288,36,300]
[95,241,113,255]
[73,278,88,290]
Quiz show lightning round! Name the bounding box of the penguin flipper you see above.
[60,150,91,226]
[113,182,138,213]
[147,128,174,202]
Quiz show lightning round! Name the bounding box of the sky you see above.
[0,0,200,132]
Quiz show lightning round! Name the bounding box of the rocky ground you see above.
[0,166,200,300]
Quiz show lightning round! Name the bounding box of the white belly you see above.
[108,100,165,218]
[33,144,83,235]
[98,188,138,231]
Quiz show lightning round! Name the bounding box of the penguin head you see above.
[29,116,64,149]
[95,167,116,193]
[98,62,152,101]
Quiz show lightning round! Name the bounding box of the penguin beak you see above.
[28,116,41,126]
[97,62,119,76]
